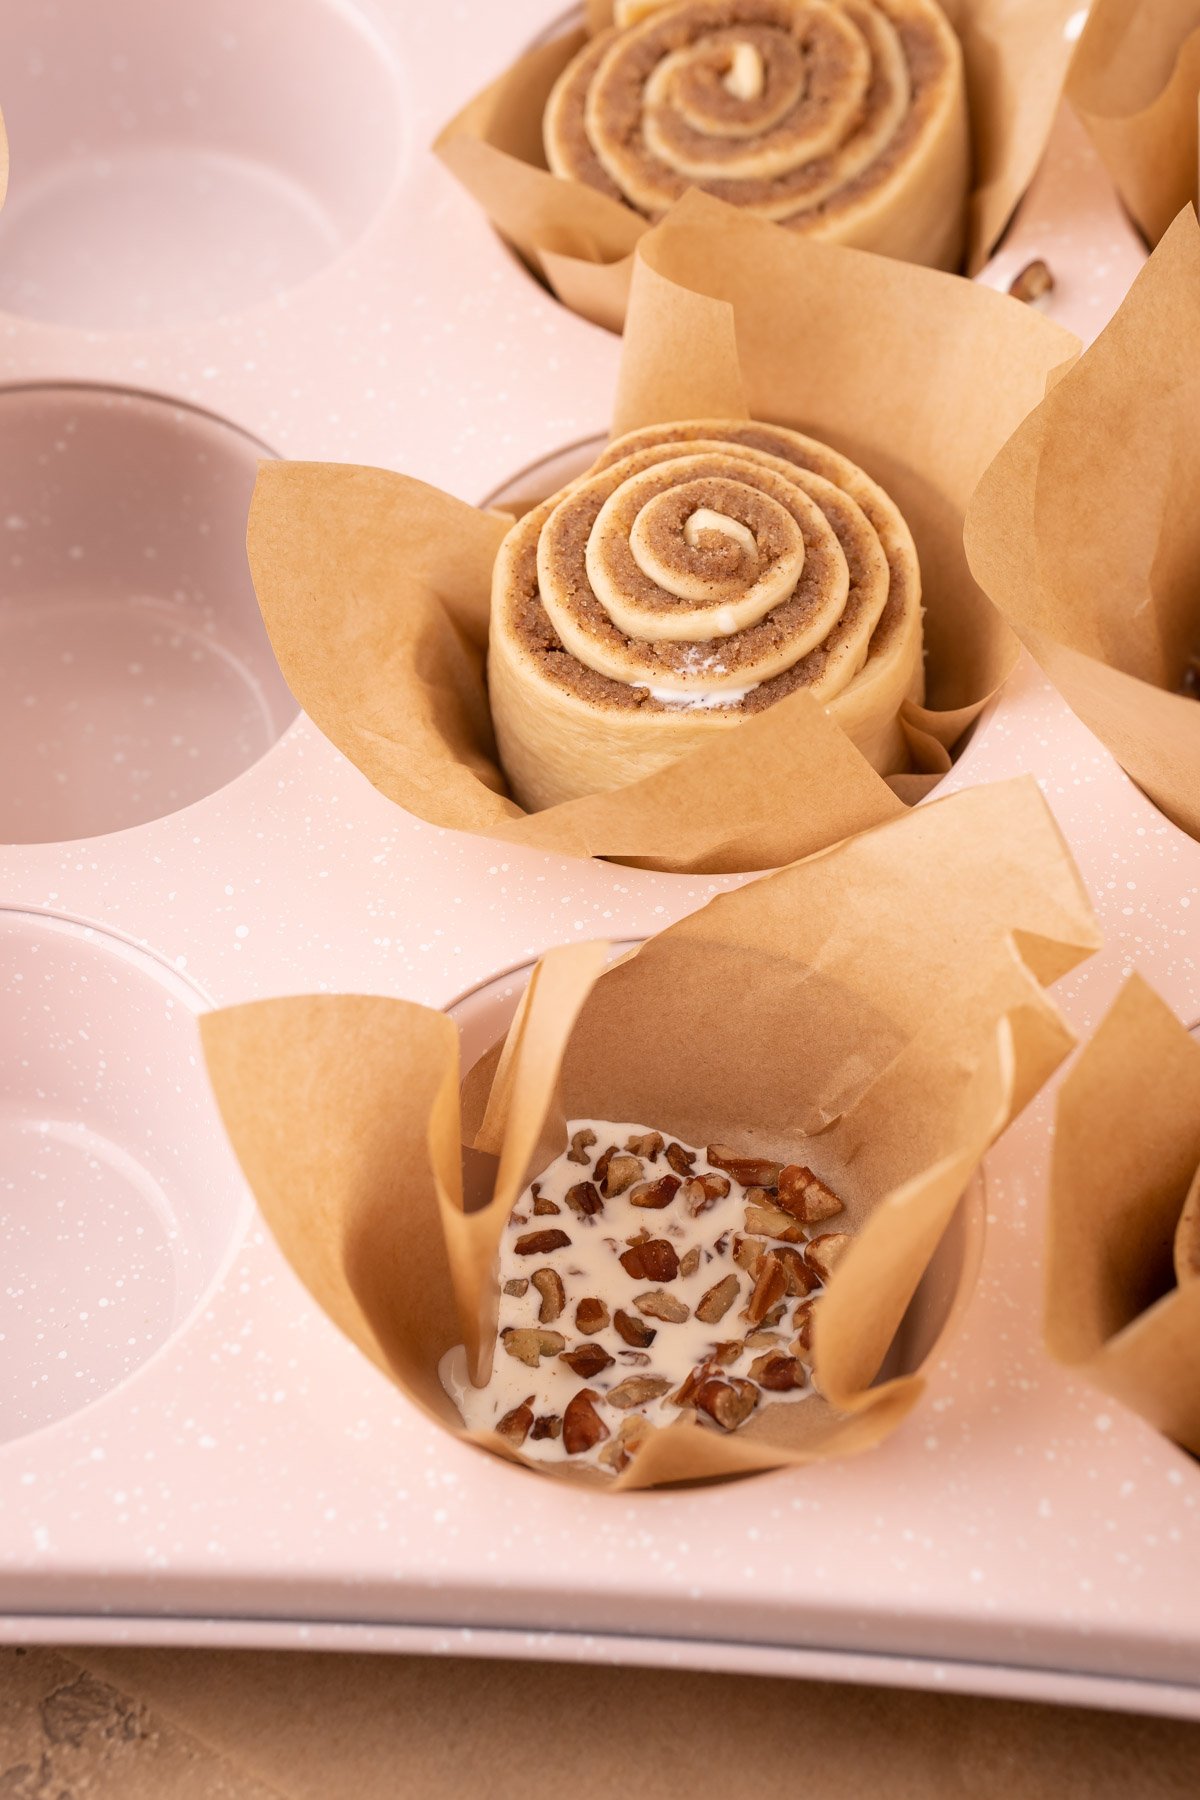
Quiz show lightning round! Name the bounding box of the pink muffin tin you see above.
[2,0,1199,1724]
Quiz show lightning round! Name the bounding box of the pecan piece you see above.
[514,1228,571,1256]
[743,1205,805,1244]
[748,1352,807,1392]
[559,1342,615,1378]
[606,1375,672,1408]
[629,1173,681,1210]
[496,1397,534,1448]
[598,1415,651,1473]
[562,1388,609,1455]
[708,1145,783,1188]
[603,1153,644,1197]
[567,1128,597,1165]
[626,1132,664,1161]
[680,1173,731,1216]
[791,1297,817,1355]
[501,1327,566,1367]
[710,1340,742,1366]
[593,1145,617,1187]
[679,1245,701,1278]
[530,1413,562,1441]
[531,1267,566,1323]
[531,1194,561,1216]
[695,1272,740,1325]
[564,1181,603,1220]
[733,1235,765,1276]
[575,1296,610,1336]
[773,1245,818,1298]
[805,1232,853,1283]
[745,1251,788,1326]
[617,1349,651,1366]
[665,1141,696,1176]
[614,1308,656,1348]
[743,1329,782,1349]
[694,1376,759,1431]
[1008,257,1054,303]
[502,1277,529,1298]
[776,1164,845,1224]
[634,1289,690,1323]
[619,1238,680,1282]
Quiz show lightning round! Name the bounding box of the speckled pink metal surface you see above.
[1,0,1197,1722]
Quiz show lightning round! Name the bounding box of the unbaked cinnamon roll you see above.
[544,0,969,269]
[488,420,923,811]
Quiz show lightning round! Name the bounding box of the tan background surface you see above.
[1,1647,1198,1798]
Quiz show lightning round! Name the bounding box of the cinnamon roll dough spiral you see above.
[544,0,969,269]
[488,420,923,812]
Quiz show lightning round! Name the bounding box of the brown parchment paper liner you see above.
[1068,0,1200,248]
[1045,976,1200,1458]
[965,210,1200,844]
[434,0,1079,331]
[201,779,1100,1492]
[248,232,1077,874]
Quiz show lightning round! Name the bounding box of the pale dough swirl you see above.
[544,0,969,269]
[488,420,924,811]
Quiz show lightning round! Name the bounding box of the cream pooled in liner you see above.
[488,420,924,813]
[442,1121,852,1477]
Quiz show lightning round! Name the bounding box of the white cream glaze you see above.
[442,1119,826,1477]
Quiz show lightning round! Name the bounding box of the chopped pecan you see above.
[617,1348,651,1366]
[502,1277,529,1298]
[776,1164,845,1224]
[567,1128,597,1165]
[1008,257,1054,303]
[619,1238,680,1282]
[593,1145,617,1187]
[634,1289,690,1323]
[559,1342,615,1378]
[745,1251,788,1326]
[564,1181,603,1220]
[514,1228,571,1256]
[531,1268,566,1323]
[501,1326,566,1367]
[630,1173,681,1210]
[562,1388,609,1455]
[575,1296,610,1336]
[743,1204,805,1244]
[695,1272,740,1324]
[748,1352,807,1392]
[743,1329,782,1349]
[603,1153,644,1196]
[598,1415,651,1473]
[614,1308,656,1348]
[680,1173,731,1216]
[708,1145,783,1188]
[606,1375,672,1408]
[694,1376,759,1431]
[733,1235,765,1276]
[791,1297,817,1355]
[626,1132,664,1161]
[671,1364,708,1408]
[495,1397,534,1448]
[665,1141,696,1176]
[773,1245,818,1297]
[531,1193,562,1216]
[805,1232,853,1282]
[530,1413,562,1441]
[710,1340,743,1366]
[679,1245,702,1278]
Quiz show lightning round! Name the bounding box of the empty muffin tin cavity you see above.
[449,953,983,1382]
[0,385,296,844]
[0,0,401,330]
[0,912,250,1445]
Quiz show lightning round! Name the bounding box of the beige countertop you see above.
[2,1647,1198,1798]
